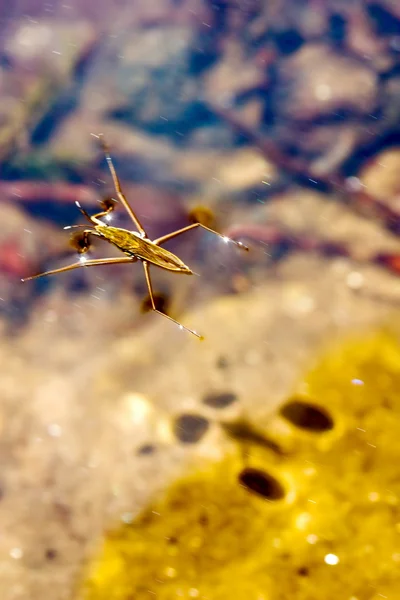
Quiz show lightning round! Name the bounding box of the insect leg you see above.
[92,197,118,221]
[142,261,203,340]
[154,223,249,251]
[22,256,136,282]
[67,229,100,254]
[73,197,116,224]
[96,134,147,237]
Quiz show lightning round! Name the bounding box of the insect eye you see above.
[100,197,117,211]
[70,231,91,254]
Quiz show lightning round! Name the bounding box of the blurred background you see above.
[1,1,400,598]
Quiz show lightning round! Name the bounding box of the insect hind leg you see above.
[154,222,249,251]
[142,261,203,340]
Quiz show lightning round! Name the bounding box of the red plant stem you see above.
[226,224,400,277]
[0,182,99,206]
[211,105,400,235]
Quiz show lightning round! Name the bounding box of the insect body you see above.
[22,135,249,339]
[94,224,192,273]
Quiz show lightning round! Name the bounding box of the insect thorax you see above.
[95,225,143,257]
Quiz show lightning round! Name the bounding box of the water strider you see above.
[22,135,249,339]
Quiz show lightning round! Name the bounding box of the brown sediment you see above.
[81,330,400,600]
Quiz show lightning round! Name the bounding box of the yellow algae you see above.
[81,330,400,600]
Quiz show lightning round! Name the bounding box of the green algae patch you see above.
[81,331,400,600]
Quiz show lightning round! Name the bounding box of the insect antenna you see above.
[75,200,93,223]
[64,224,90,230]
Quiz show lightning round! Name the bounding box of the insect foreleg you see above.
[92,197,118,221]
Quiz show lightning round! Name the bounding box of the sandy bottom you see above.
[1,240,400,600]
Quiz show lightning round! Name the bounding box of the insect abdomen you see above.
[96,225,142,255]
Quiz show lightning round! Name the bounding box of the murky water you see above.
[0,2,400,598]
